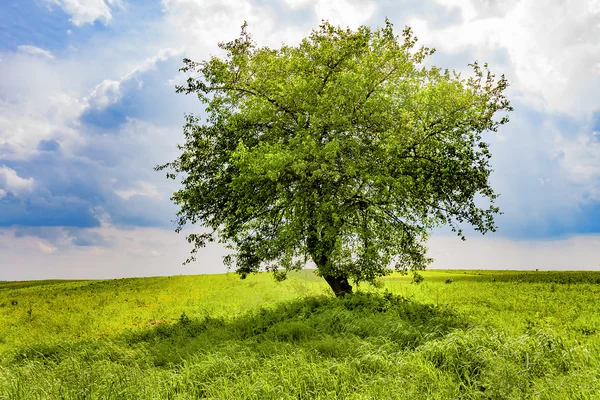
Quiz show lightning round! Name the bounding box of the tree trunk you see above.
[323,274,353,297]
[306,220,352,297]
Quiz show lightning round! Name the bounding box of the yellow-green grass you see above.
[1,270,600,399]
[0,271,325,351]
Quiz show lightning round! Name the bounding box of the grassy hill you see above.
[1,270,599,399]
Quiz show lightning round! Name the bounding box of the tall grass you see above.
[1,270,600,399]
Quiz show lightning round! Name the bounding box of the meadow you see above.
[1,270,599,399]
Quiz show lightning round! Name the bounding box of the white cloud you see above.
[0,93,85,160]
[282,0,313,9]
[127,48,183,76]
[2,0,600,282]
[87,79,121,109]
[0,50,95,159]
[47,0,124,26]
[163,0,377,61]
[0,225,229,280]
[313,0,377,28]
[0,45,182,165]
[557,135,600,181]
[0,166,34,194]
[163,0,332,65]
[428,235,600,270]
[17,45,55,60]
[409,0,600,117]
[481,109,598,229]
[162,0,272,60]
[127,248,162,257]
[2,224,600,280]
[115,181,161,200]
[400,0,600,214]
[86,48,183,110]
[38,241,57,255]
[553,131,600,201]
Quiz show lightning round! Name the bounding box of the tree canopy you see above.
[156,20,512,296]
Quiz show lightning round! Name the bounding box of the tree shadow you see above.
[4,292,593,399]
[6,292,469,369]
[115,292,469,367]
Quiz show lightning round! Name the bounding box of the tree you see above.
[156,20,512,297]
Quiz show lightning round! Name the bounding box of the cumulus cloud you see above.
[162,0,310,62]
[87,79,121,109]
[0,49,88,159]
[0,225,229,280]
[37,241,57,254]
[85,48,183,110]
[130,48,184,75]
[0,117,181,229]
[0,43,185,231]
[12,225,113,249]
[47,0,124,26]
[428,234,600,270]
[313,0,377,28]
[0,43,182,157]
[162,0,379,61]
[553,128,600,202]
[0,166,34,194]
[556,132,600,183]
[17,45,55,60]
[389,0,600,238]
[0,95,85,161]
[410,0,600,117]
[3,0,600,279]
[281,0,313,9]
[163,0,272,59]
[3,224,600,280]
[115,181,161,200]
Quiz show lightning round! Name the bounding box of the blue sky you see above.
[1,0,600,280]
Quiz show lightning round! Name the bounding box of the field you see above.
[1,270,600,399]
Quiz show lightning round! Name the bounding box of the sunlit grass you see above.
[1,270,600,399]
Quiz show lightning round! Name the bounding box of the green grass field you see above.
[1,270,600,399]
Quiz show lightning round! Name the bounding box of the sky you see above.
[1,0,600,280]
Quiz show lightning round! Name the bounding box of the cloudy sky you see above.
[1,0,600,280]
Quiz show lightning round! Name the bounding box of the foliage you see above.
[156,20,513,294]
[1,271,600,398]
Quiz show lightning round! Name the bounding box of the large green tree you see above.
[157,20,512,297]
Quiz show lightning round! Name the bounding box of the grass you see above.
[1,270,599,399]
